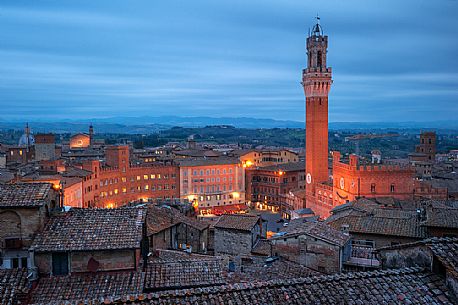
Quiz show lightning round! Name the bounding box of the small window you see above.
[317,51,322,67]
[12,258,19,268]
[371,183,376,193]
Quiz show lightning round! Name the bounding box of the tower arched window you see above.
[371,183,376,193]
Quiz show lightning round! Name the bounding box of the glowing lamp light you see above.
[278,171,284,176]
[52,184,61,191]
[105,203,114,209]
[232,192,240,199]
[187,195,197,202]
[192,200,199,209]
[245,160,253,168]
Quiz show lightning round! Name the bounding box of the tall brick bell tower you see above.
[302,17,332,211]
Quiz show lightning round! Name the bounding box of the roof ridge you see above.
[377,236,458,251]
[106,267,426,303]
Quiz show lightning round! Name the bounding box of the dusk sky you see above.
[1,0,457,122]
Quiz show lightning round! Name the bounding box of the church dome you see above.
[18,133,35,146]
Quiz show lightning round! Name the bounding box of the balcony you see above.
[345,245,380,268]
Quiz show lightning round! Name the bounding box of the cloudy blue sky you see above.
[1,0,457,122]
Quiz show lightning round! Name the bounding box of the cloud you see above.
[0,0,457,122]
[0,6,145,28]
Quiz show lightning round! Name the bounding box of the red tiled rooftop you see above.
[29,271,144,305]
[0,183,53,208]
[31,207,146,252]
[214,214,260,232]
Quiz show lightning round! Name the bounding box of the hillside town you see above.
[1,18,458,305]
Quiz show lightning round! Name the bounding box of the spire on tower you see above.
[310,14,323,37]
[89,123,94,147]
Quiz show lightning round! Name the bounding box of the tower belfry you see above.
[302,17,333,212]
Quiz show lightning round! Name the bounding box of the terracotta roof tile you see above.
[146,205,208,236]
[145,260,225,291]
[276,219,350,247]
[214,214,260,232]
[31,207,145,252]
[327,203,427,239]
[0,183,52,208]
[176,157,239,167]
[258,161,305,172]
[149,249,218,263]
[424,206,458,229]
[29,271,144,305]
[426,237,458,277]
[0,268,29,305]
[225,257,317,283]
[103,268,455,304]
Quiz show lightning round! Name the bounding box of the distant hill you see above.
[0,116,457,134]
[68,115,305,129]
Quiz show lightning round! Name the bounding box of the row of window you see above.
[252,187,280,195]
[370,183,396,193]
[252,175,298,184]
[99,184,176,197]
[199,200,240,207]
[100,173,176,186]
[197,193,237,202]
[187,176,233,183]
[183,168,233,177]
[183,184,237,195]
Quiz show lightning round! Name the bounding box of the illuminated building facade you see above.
[96,146,180,208]
[69,125,94,149]
[332,152,415,207]
[178,158,245,214]
[246,162,305,214]
[236,149,299,168]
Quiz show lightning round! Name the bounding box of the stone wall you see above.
[176,223,208,253]
[150,229,173,252]
[34,249,138,275]
[377,245,433,269]
[272,234,342,274]
[351,233,418,249]
[214,229,252,256]
[35,252,52,275]
[71,250,136,272]
[0,207,49,249]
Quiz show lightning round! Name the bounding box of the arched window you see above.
[370,183,376,193]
